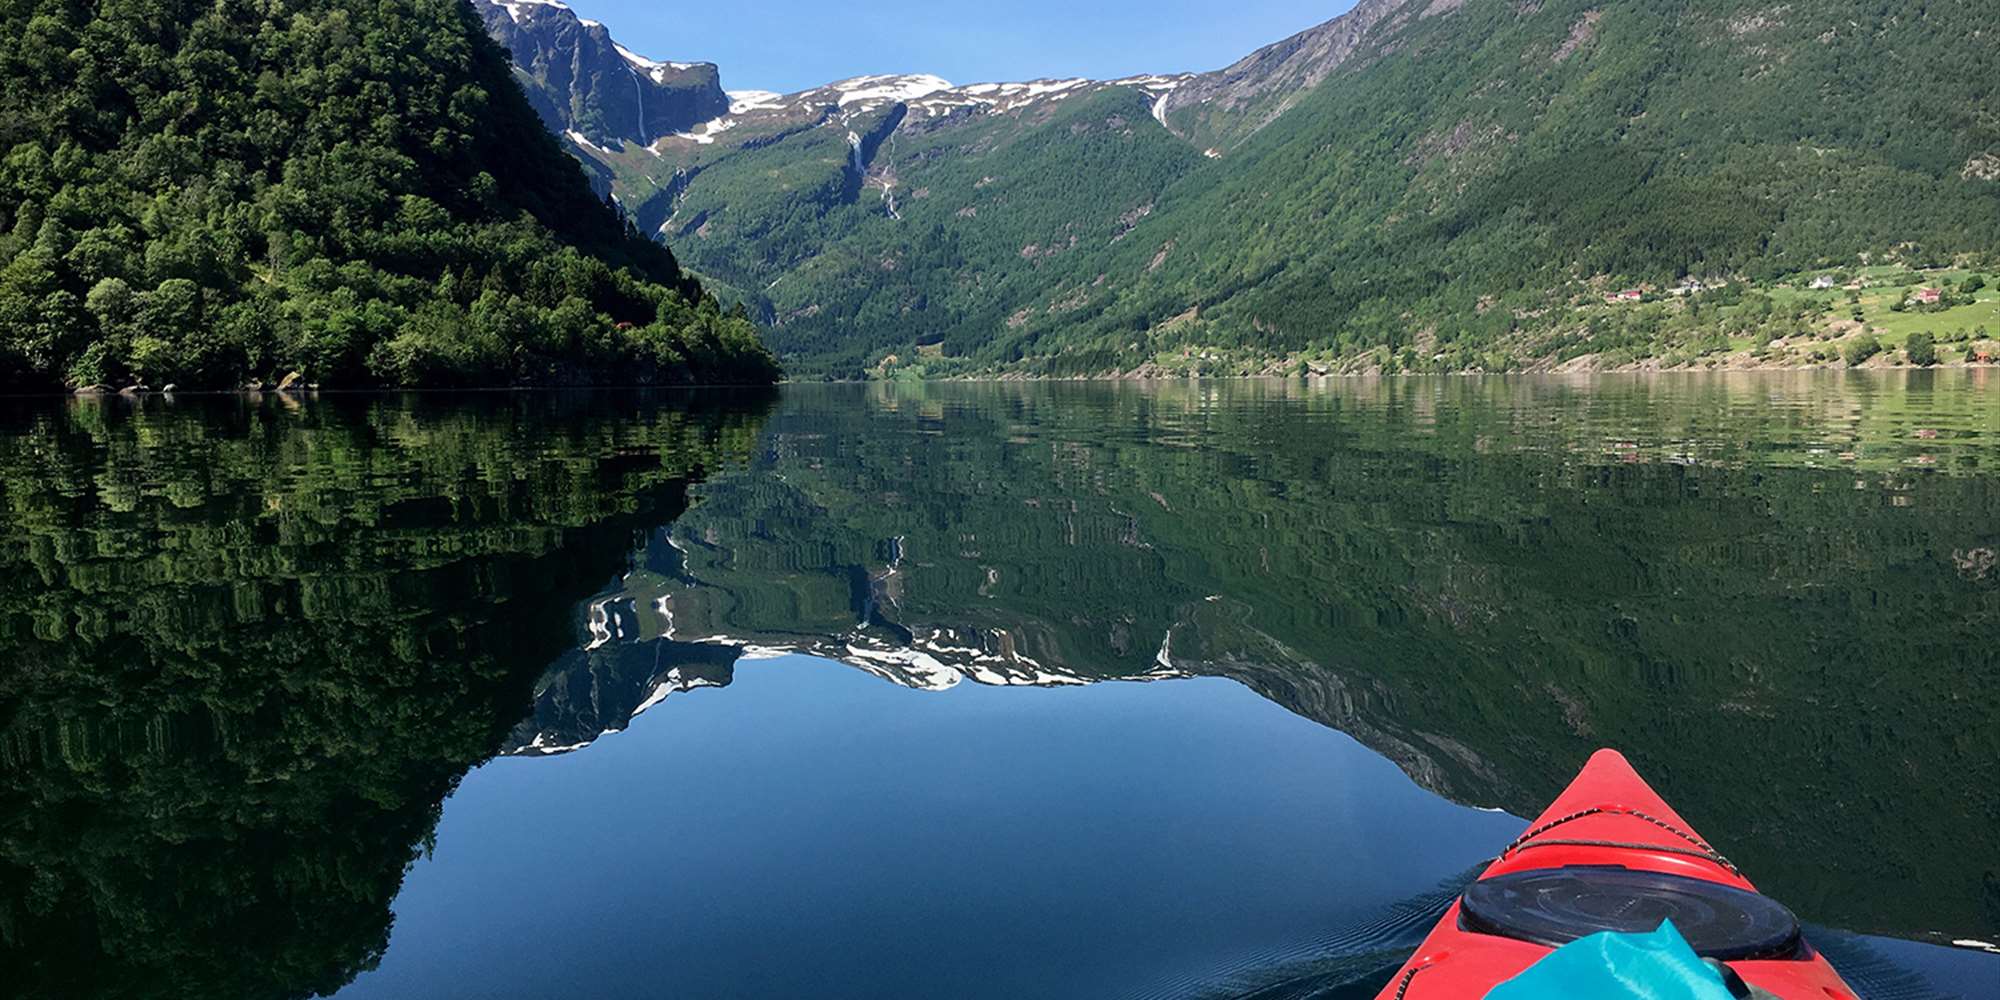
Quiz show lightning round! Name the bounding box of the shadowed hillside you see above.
[0,390,773,999]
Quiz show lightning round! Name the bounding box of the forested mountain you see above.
[0,0,776,391]
[491,0,2000,378]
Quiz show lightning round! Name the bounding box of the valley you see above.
[5,7,1997,997]
[478,0,2000,379]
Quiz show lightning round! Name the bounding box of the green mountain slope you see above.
[1047,0,2000,376]
[662,86,1207,375]
[0,0,776,390]
[503,0,2000,378]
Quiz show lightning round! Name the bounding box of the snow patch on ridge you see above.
[673,117,739,145]
[834,74,955,106]
[490,0,571,25]
[614,42,700,82]
[957,78,1090,98]
[916,78,1091,114]
[727,90,785,114]
[683,71,1199,142]
[843,645,963,691]
[583,598,614,650]
[514,732,595,756]
[507,619,1202,760]
[564,129,617,157]
[631,667,723,719]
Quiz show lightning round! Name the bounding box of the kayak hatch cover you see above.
[1374,749,1859,1000]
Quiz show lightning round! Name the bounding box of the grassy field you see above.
[1768,267,2000,347]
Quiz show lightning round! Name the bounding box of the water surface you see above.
[1,375,1995,999]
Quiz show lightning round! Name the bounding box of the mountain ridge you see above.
[476,0,729,150]
[479,0,2000,378]
[1158,0,1410,153]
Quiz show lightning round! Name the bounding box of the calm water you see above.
[1,375,1996,999]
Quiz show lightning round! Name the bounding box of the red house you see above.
[1914,288,1943,305]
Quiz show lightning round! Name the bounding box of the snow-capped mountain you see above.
[470,0,1998,383]
[503,617,1190,759]
[473,0,1188,166]
[659,72,1192,143]
[465,0,1408,376]
[475,0,727,149]
[499,553,1189,759]
[471,0,1198,171]
[502,599,743,757]
[495,549,1495,816]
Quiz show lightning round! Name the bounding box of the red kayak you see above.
[1378,749,1859,999]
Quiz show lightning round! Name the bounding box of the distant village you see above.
[1601,271,1959,308]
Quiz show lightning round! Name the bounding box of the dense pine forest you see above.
[0,0,778,390]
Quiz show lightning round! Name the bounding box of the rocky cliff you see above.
[476,0,728,149]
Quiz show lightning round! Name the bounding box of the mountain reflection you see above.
[2,376,1995,1000]
[0,390,773,1000]
[507,376,1999,944]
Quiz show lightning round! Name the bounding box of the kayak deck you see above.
[1378,749,1859,999]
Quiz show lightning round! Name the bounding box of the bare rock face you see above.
[475,0,727,149]
[1157,0,1415,151]
[503,634,741,758]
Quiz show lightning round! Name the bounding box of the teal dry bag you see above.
[1485,920,1735,1000]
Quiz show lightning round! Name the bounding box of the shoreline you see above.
[14,362,1998,397]
[828,360,2000,385]
[21,382,785,401]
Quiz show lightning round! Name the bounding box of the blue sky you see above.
[560,1,1358,94]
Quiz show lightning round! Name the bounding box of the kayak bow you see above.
[1377,749,1859,999]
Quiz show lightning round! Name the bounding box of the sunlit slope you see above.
[966,0,2000,374]
[538,0,1998,376]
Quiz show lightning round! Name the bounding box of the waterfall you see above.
[629,66,648,145]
